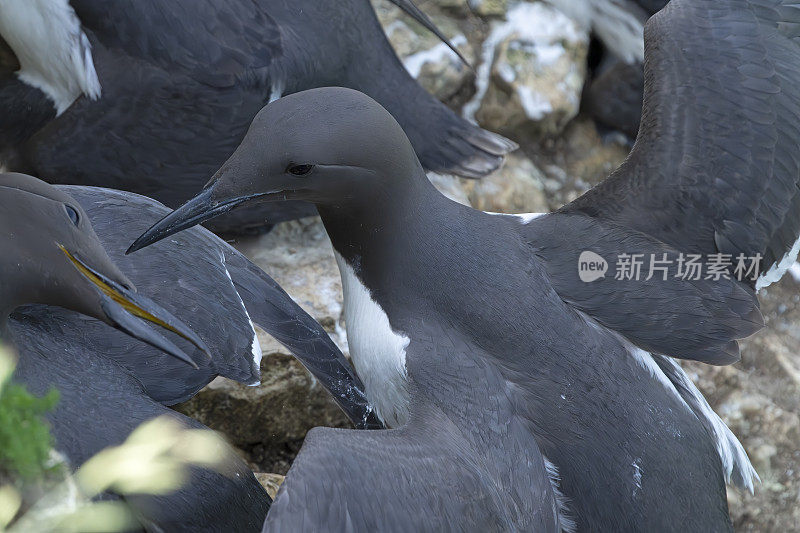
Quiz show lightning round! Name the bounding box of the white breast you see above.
[334,252,411,427]
[0,0,101,114]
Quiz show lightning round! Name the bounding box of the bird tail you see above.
[357,58,517,178]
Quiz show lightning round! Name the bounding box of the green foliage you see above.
[0,348,59,481]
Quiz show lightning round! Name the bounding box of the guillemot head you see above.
[0,172,207,368]
[128,87,425,253]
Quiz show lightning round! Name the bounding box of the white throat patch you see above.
[0,0,101,114]
[334,251,411,427]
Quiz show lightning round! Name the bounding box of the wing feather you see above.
[562,0,800,289]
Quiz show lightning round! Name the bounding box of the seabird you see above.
[13,328,273,532]
[131,0,800,528]
[43,183,381,430]
[569,0,668,137]
[0,172,270,530]
[1,173,206,368]
[0,0,514,235]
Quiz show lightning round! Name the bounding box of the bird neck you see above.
[318,167,458,268]
[0,262,42,335]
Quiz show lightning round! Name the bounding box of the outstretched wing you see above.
[530,0,800,364]
[564,0,800,288]
[263,409,559,532]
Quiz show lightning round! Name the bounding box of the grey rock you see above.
[464,2,589,138]
[461,152,548,214]
[683,274,800,532]
[373,0,476,102]
[468,0,508,17]
[428,172,473,206]
[175,349,349,450]
[254,472,285,500]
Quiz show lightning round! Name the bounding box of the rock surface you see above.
[689,278,800,532]
[466,2,588,138]
[372,0,476,105]
[175,2,798,529]
[255,472,285,500]
[460,151,548,213]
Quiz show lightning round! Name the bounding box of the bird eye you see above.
[64,205,80,226]
[286,164,314,176]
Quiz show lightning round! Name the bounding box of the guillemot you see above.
[546,0,668,138]
[0,173,271,531]
[131,0,800,528]
[13,330,273,532]
[1,173,206,368]
[46,183,381,429]
[0,0,513,235]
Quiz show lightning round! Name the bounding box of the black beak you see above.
[126,187,264,255]
[62,246,209,368]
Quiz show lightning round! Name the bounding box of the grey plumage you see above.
[583,60,644,138]
[42,185,380,427]
[13,323,272,532]
[566,0,800,288]
[3,176,382,530]
[582,0,668,136]
[131,0,800,530]
[532,213,762,364]
[0,0,514,234]
[0,174,270,531]
[267,403,561,532]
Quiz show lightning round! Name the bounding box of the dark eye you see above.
[286,163,314,176]
[64,205,80,226]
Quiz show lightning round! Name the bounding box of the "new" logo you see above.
[578,251,607,282]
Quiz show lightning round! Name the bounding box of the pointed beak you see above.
[60,245,209,368]
[126,186,266,254]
